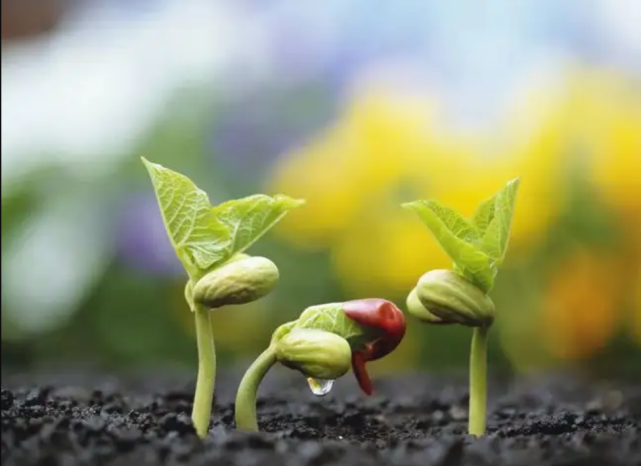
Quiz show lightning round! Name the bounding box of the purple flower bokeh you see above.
[209,83,338,180]
[116,192,184,277]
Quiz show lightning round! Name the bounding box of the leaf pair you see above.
[142,158,304,280]
[402,178,520,293]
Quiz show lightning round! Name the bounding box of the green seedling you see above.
[142,158,304,438]
[235,298,406,432]
[403,178,520,436]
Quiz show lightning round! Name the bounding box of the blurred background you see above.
[2,0,640,380]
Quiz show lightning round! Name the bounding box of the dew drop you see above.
[306,377,334,396]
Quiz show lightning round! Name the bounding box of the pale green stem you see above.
[235,346,277,432]
[468,325,489,437]
[192,308,216,438]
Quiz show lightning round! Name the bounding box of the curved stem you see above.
[192,308,216,438]
[468,325,489,437]
[235,346,277,432]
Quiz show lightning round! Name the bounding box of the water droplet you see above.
[306,377,334,396]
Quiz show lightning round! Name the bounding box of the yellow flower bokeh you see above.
[263,65,641,371]
[568,70,641,217]
[540,249,622,361]
[270,73,569,295]
[331,198,451,296]
[270,82,442,249]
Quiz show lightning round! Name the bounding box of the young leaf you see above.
[403,200,495,291]
[212,194,305,259]
[142,158,230,275]
[406,200,481,243]
[295,303,371,349]
[479,178,520,263]
[470,195,497,235]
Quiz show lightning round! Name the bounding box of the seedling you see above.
[403,178,520,437]
[142,158,304,438]
[235,298,406,431]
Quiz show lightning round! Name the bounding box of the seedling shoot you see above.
[403,178,520,436]
[235,299,406,432]
[142,158,303,438]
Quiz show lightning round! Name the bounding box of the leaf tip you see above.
[140,157,161,175]
[291,197,306,207]
[273,195,306,210]
[401,201,419,211]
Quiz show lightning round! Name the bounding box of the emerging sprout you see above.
[235,298,406,432]
[276,328,352,380]
[142,158,303,438]
[412,269,495,327]
[403,178,519,437]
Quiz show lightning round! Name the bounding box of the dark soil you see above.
[2,367,640,466]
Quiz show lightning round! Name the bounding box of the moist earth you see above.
[1,368,640,466]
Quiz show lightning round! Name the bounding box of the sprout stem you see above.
[192,308,216,438]
[235,346,277,432]
[468,325,489,436]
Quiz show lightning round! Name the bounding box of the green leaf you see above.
[405,200,481,243]
[404,178,520,293]
[142,158,304,279]
[470,195,498,235]
[403,200,495,291]
[295,303,370,349]
[212,194,305,259]
[479,178,520,263]
[141,157,230,275]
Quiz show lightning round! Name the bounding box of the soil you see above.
[1,367,640,466]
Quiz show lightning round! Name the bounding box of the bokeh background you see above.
[2,0,640,381]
